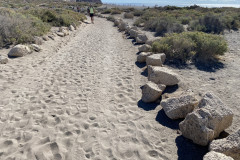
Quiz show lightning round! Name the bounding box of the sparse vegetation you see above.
[124,13,134,19]
[152,32,227,64]
[134,6,240,34]
[0,0,87,48]
[106,15,115,22]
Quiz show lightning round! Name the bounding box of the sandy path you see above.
[0,17,194,160]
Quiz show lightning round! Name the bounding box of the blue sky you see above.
[101,0,240,6]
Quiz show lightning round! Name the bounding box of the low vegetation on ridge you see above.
[0,0,87,48]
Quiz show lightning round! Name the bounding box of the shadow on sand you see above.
[137,100,159,111]
[155,109,182,130]
[195,61,225,72]
[175,136,208,160]
[155,110,208,160]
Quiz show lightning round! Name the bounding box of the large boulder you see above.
[8,45,31,57]
[161,94,198,119]
[204,151,234,160]
[146,53,166,66]
[137,52,153,63]
[148,66,180,86]
[179,92,234,146]
[136,34,148,44]
[0,56,8,64]
[142,81,166,103]
[138,44,152,52]
[209,129,240,160]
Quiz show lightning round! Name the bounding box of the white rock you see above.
[0,56,8,64]
[179,92,234,146]
[8,45,31,57]
[42,35,49,41]
[59,27,68,32]
[138,44,152,52]
[69,25,75,31]
[56,32,65,37]
[209,129,240,160]
[137,52,153,63]
[161,94,198,119]
[30,44,41,52]
[146,53,166,66]
[48,35,55,40]
[136,34,148,44]
[142,81,166,103]
[204,151,234,160]
[148,66,180,86]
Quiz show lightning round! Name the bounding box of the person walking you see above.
[88,5,95,24]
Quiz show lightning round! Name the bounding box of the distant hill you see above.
[75,0,102,3]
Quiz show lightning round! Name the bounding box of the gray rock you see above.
[161,94,198,119]
[118,21,128,32]
[137,52,153,63]
[129,29,140,39]
[8,45,31,57]
[42,35,49,41]
[56,32,65,37]
[179,92,233,146]
[148,66,180,86]
[114,18,121,27]
[59,27,68,32]
[136,34,148,44]
[72,23,77,30]
[34,36,43,45]
[69,25,75,31]
[209,129,240,160]
[138,44,152,52]
[48,35,55,40]
[204,151,234,160]
[0,56,8,64]
[146,53,166,66]
[142,81,166,103]
[30,44,41,52]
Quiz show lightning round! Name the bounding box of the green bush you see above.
[106,16,115,22]
[124,13,134,19]
[0,8,50,48]
[111,8,122,15]
[22,8,86,27]
[152,32,227,64]
[144,17,184,36]
[133,10,144,16]
[101,9,112,14]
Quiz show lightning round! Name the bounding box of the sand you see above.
[0,16,239,160]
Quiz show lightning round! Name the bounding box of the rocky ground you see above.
[0,16,239,160]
